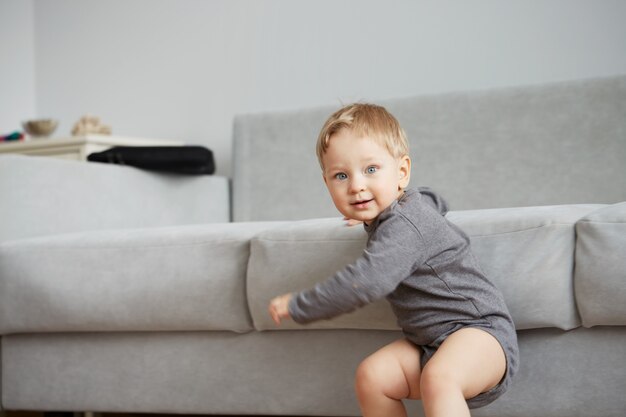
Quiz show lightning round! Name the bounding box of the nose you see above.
[349,175,366,194]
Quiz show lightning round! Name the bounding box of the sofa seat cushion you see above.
[248,205,603,331]
[575,202,626,327]
[0,222,282,334]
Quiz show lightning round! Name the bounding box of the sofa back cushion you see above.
[247,204,602,331]
[232,75,626,221]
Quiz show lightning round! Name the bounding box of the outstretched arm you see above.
[289,214,427,324]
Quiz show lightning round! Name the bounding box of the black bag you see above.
[87,146,215,175]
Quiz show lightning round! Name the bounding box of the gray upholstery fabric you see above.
[575,202,626,327]
[0,222,282,334]
[248,205,599,332]
[1,331,381,415]
[233,75,626,221]
[474,326,626,417]
[2,75,626,416]
[3,327,625,417]
[0,155,230,242]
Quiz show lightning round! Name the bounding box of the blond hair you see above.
[316,103,409,170]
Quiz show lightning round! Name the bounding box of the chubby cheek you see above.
[324,181,337,199]
[331,194,351,216]
[325,184,346,208]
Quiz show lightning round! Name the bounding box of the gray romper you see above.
[288,187,519,408]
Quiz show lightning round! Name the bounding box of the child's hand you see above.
[269,293,293,325]
[344,216,363,226]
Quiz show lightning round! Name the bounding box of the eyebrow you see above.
[324,165,344,174]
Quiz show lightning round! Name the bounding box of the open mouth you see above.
[351,199,373,208]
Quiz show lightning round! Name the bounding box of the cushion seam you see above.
[0,239,247,252]
[256,222,575,241]
[576,220,626,225]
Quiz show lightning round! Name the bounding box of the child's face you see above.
[321,128,410,224]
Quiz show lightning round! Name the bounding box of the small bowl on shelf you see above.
[22,119,59,138]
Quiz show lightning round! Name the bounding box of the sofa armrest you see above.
[0,221,283,335]
[575,202,626,327]
[0,155,230,241]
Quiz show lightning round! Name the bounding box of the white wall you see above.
[4,0,626,175]
[0,0,36,134]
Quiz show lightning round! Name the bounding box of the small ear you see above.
[398,155,411,189]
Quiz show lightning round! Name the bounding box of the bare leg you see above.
[354,339,422,417]
[420,327,507,417]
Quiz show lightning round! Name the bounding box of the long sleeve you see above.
[288,212,428,324]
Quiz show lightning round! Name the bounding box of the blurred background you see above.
[2,0,626,176]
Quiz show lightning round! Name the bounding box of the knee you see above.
[355,355,410,402]
[355,357,379,397]
[420,363,460,401]
[355,354,402,399]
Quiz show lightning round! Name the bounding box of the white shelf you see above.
[0,134,184,161]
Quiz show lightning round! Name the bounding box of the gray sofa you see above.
[1,75,625,417]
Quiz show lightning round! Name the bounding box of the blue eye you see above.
[366,166,377,174]
[335,172,348,180]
